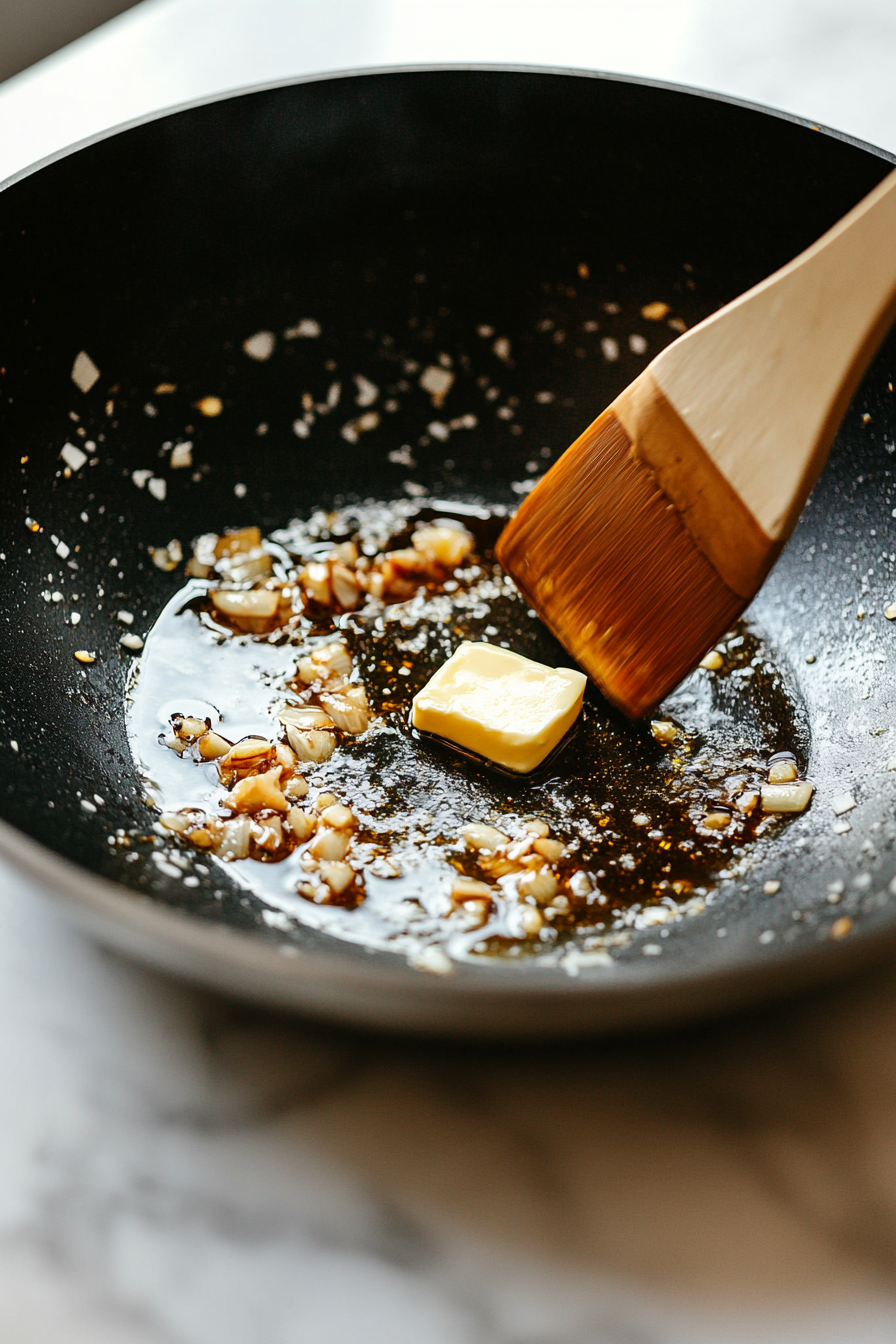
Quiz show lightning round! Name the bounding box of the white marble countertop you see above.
[4,4,896,1340]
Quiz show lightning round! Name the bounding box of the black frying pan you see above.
[2,67,895,1037]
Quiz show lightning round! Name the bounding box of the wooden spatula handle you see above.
[613,168,896,594]
[497,167,896,716]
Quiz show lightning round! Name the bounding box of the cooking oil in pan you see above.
[126,501,812,972]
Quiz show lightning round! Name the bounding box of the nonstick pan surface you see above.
[2,67,896,1037]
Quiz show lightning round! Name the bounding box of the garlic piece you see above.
[329,563,361,610]
[319,691,368,735]
[319,803,356,830]
[300,562,331,606]
[568,871,593,898]
[331,541,359,566]
[220,737,275,774]
[252,816,284,851]
[296,658,319,685]
[451,877,493,901]
[521,819,550,838]
[210,588,280,632]
[386,547,431,578]
[461,823,510,852]
[768,760,798,783]
[761,781,815,813]
[279,706,336,731]
[310,642,353,680]
[275,742,297,772]
[215,815,252,860]
[650,720,678,745]
[188,825,218,850]
[226,768,287,814]
[283,725,336,763]
[223,551,273,585]
[174,715,209,741]
[159,811,193,834]
[214,527,262,559]
[412,525,474,569]
[197,731,232,761]
[286,806,317,841]
[320,861,355,894]
[517,906,544,937]
[310,828,352,861]
[532,837,564,863]
[518,869,558,901]
[419,365,455,407]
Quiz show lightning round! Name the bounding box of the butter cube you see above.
[411,641,586,773]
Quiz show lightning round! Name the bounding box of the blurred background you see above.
[4,3,896,1343]
[0,0,137,81]
[2,0,896,181]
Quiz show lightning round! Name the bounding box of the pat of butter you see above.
[411,641,586,773]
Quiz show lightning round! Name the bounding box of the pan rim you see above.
[1,61,894,206]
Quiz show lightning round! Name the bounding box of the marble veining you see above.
[5,865,896,1342]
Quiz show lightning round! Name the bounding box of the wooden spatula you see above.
[497,167,896,718]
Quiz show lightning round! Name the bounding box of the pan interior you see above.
[1,69,896,990]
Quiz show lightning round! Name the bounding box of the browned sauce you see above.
[126,500,810,973]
